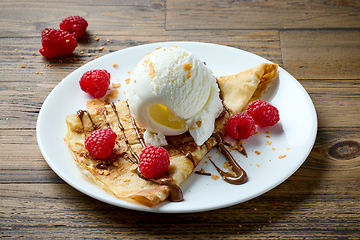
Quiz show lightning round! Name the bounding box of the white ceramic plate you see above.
[37,42,317,213]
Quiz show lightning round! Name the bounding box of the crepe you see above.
[64,63,278,207]
[217,63,278,114]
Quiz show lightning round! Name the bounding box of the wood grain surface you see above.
[1,0,359,239]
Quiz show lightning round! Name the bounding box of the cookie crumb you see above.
[113,63,118,68]
[255,150,260,155]
[86,99,106,110]
[125,78,130,84]
[279,154,287,159]
[99,47,105,51]
[211,175,219,180]
[112,83,121,88]
[105,89,119,103]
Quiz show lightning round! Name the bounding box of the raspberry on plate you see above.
[84,128,117,159]
[79,69,111,98]
[138,145,170,179]
[39,28,78,57]
[226,112,256,140]
[246,100,280,127]
[60,16,88,39]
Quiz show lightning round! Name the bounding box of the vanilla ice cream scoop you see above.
[128,46,223,146]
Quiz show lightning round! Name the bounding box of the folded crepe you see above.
[64,63,278,207]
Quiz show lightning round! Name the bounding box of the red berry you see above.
[138,145,170,179]
[60,16,88,39]
[39,28,78,57]
[226,112,256,140]
[84,129,117,159]
[246,100,280,127]
[79,69,111,98]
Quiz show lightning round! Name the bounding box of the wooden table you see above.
[1,1,359,239]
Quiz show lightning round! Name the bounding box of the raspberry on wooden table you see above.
[84,129,117,159]
[79,69,111,98]
[138,145,170,179]
[39,28,78,57]
[226,112,256,140]
[246,100,280,127]
[60,16,88,39]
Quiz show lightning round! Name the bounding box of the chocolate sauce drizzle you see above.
[195,169,212,176]
[166,137,197,168]
[110,102,139,163]
[77,110,96,136]
[77,102,183,202]
[126,101,146,148]
[137,168,183,202]
[210,132,248,185]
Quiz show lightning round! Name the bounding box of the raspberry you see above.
[79,69,111,98]
[39,28,78,57]
[60,16,88,39]
[226,112,256,140]
[246,100,280,127]
[138,145,170,179]
[84,129,117,159]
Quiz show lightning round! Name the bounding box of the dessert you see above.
[64,48,279,207]
[128,46,223,146]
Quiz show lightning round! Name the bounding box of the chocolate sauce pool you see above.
[76,102,248,203]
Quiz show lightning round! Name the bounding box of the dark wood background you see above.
[1,0,359,239]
